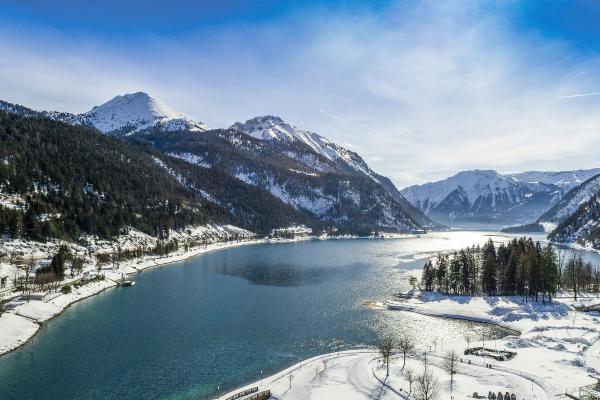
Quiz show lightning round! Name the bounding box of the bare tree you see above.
[443,350,459,389]
[23,256,37,299]
[464,332,472,350]
[321,358,328,374]
[35,271,56,292]
[8,252,21,269]
[415,368,441,400]
[406,368,416,394]
[557,247,565,290]
[378,336,395,377]
[16,256,36,300]
[398,334,415,371]
[70,256,85,277]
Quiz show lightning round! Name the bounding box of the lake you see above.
[0,231,595,400]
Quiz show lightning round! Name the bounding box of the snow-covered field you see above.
[217,292,600,400]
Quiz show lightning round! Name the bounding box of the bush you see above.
[61,284,72,294]
[464,347,516,361]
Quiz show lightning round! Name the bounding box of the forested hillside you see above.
[132,128,429,234]
[0,111,311,241]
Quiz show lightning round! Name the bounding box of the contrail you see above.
[319,108,346,123]
[556,92,600,99]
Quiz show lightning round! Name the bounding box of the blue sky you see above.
[2,0,600,186]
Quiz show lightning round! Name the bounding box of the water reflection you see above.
[213,262,348,286]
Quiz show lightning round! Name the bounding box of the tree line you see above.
[421,237,562,302]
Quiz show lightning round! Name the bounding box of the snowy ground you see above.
[381,292,600,392]
[217,292,600,400]
[217,348,548,400]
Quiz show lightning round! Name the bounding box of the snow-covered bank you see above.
[374,292,600,396]
[216,347,549,400]
[215,292,600,400]
[0,232,265,356]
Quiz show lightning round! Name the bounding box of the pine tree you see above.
[481,239,497,295]
[435,254,448,293]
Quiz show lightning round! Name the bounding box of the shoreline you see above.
[378,300,522,335]
[0,233,416,357]
[214,349,380,400]
[0,236,271,357]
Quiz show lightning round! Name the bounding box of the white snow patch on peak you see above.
[230,116,334,159]
[229,116,381,182]
[507,168,600,192]
[84,92,208,134]
[402,169,516,208]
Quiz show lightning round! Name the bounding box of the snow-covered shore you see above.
[376,292,600,397]
[215,292,600,400]
[0,235,273,356]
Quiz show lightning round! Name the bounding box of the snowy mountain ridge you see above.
[83,92,208,134]
[399,169,600,227]
[507,169,600,192]
[536,173,600,230]
[1,92,208,135]
[230,116,380,182]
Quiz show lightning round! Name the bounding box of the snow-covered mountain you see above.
[507,169,600,194]
[227,116,437,229]
[401,170,565,227]
[1,92,208,135]
[230,116,380,181]
[82,92,208,134]
[0,96,436,234]
[536,174,600,231]
[545,174,600,250]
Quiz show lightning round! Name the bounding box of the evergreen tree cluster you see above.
[0,111,214,241]
[421,237,559,301]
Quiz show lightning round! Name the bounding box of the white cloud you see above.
[1,1,600,188]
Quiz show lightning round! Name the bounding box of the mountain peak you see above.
[230,115,298,142]
[84,92,208,134]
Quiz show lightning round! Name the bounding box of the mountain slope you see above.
[537,174,600,230]
[228,116,437,229]
[504,173,600,234]
[548,185,600,250]
[0,95,435,234]
[400,170,562,227]
[135,125,430,233]
[0,108,315,241]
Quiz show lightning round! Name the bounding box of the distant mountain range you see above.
[504,174,600,250]
[0,93,437,241]
[400,169,600,228]
[3,92,597,249]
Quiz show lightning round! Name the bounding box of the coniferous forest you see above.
[419,237,598,302]
[0,110,320,241]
